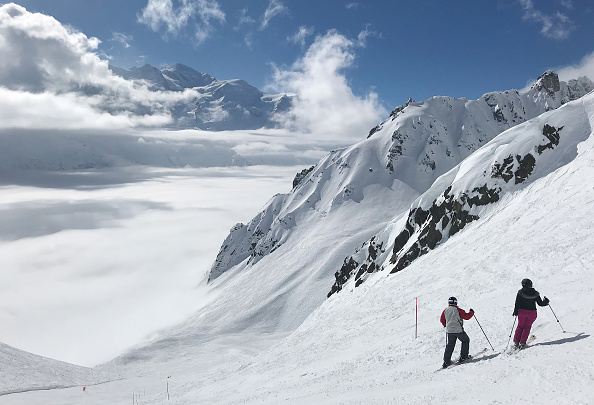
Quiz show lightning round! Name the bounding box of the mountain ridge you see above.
[109,63,293,131]
[209,70,593,283]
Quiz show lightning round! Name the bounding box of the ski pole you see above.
[506,316,517,350]
[548,302,565,333]
[473,313,494,351]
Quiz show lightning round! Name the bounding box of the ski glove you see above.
[543,296,550,305]
[513,310,518,316]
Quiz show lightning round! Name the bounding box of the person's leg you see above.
[443,333,457,363]
[514,310,529,343]
[520,310,538,344]
[458,332,470,359]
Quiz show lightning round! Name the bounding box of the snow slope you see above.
[149,77,594,404]
[6,81,592,405]
[210,71,592,286]
[0,342,112,396]
[96,73,593,375]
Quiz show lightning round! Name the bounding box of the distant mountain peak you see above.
[109,63,293,131]
[531,70,561,94]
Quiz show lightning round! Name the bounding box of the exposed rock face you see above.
[293,166,315,189]
[327,121,579,297]
[110,63,294,131]
[208,71,592,287]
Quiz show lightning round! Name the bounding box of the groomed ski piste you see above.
[1,95,594,404]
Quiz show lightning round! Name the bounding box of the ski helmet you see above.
[448,296,457,305]
[521,278,533,288]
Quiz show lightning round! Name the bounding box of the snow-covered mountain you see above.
[92,78,594,404]
[110,63,293,131]
[0,342,112,396]
[209,71,592,284]
[2,71,594,405]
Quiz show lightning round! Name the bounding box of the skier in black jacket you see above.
[513,278,549,349]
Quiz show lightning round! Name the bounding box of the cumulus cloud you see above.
[287,26,314,47]
[519,0,574,40]
[267,30,387,140]
[0,3,199,130]
[557,50,594,82]
[138,0,225,44]
[260,0,288,30]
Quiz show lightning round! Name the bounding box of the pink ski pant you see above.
[514,309,537,343]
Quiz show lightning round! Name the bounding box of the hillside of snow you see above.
[0,342,113,396]
[93,73,594,377]
[119,76,594,404]
[164,95,594,402]
[209,71,592,284]
[4,82,592,405]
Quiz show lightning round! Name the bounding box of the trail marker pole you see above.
[415,297,418,339]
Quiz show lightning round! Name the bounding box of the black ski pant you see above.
[443,331,470,363]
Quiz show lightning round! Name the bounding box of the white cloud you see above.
[138,0,225,44]
[260,0,288,30]
[345,3,359,10]
[111,32,133,48]
[0,3,200,130]
[236,7,255,28]
[560,0,573,9]
[267,30,387,140]
[557,50,594,82]
[287,26,314,47]
[519,0,574,40]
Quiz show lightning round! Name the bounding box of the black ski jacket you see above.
[513,287,549,316]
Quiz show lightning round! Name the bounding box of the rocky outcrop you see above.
[328,121,580,296]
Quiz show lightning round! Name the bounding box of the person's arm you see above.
[536,295,550,306]
[458,307,474,320]
[513,292,520,316]
[440,310,446,327]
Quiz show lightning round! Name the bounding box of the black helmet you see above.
[521,278,533,288]
[448,296,457,305]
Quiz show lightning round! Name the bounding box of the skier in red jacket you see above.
[440,296,474,368]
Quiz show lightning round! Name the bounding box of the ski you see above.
[506,334,536,354]
[438,347,489,371]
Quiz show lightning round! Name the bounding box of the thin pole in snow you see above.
[548,303,565,333]
[474,314,495,351]
[415,297,418,339]
[506,316,517,350]
[167,376,171,400]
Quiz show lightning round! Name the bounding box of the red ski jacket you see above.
[440,305,474,333]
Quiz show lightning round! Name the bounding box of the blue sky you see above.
[8,0,594,110]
